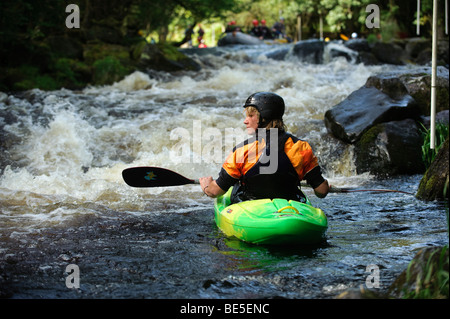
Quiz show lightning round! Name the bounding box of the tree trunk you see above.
[173,22,197,47]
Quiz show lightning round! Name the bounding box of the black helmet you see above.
[243,92,285,126]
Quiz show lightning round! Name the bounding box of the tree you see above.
[134,0,237,42]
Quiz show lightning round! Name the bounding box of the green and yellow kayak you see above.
[214,188,328,245]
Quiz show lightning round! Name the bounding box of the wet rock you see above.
[324,65,449,176]
[324,86,420,144]
[405,38,430,61]
[291,38,448,66]
[356,51,381,65]
[264,47,290,61]
[323,65,449,176]
[354,119,425,176]
[416,137,449,201]
[291,39,325,64]
[325,43,358,63]
[344,39,371,52]
[365,66,450,116]
[371,41,406,65]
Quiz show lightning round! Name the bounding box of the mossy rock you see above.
[354,119,424,176]
[92,56,131,85]
[139,43,201,72]
[83,43,131,65]
[416,137,449,201]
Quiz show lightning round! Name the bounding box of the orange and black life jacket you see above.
[217,129,323,203]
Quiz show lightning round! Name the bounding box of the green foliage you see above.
[53,58,90,89]
[135,0,237,40]
[218,0,444,40]
[92,57,129,86]
[420,122,450,169]
[12,65,59,91]
[403,246,449,299]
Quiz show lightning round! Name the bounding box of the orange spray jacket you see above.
[216,130,324,200]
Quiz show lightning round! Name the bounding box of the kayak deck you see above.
[214,188,328,245]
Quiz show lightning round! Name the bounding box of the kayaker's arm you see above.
[304,166,329,198]
[199,176,226,198]
[313,180,330,198]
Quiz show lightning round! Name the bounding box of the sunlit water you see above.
[0,44,447,299]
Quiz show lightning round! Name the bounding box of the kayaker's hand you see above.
[314,180,330,198]
[199,176,226,198]
[199,176,213,194]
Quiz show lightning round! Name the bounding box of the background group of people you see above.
[228,17,291,42]
[185,17,291,48]
[250,19,273,40]
[184,24,207,48]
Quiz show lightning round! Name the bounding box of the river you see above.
[0,43,448,301]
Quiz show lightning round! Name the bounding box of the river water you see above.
[0,43,448,301]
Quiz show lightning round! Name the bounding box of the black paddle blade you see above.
[122,167,197,187]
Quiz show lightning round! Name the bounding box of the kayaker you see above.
[199,92,330,202]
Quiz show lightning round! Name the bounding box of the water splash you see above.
[1,49,385,221]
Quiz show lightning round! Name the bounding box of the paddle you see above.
[301,182,414,195]
[122,166,198,188]
[122,166,415,195]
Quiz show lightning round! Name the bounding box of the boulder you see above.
[324,42,358,63]
[404,37,431,62]
[354,119,425,176]
[264,47,290,61]
[324,86,420,144]
[371,41,406,65]
[416,137,449,201]
[291,39,325,64]
[344,39,371,52]
[365,66,449,116]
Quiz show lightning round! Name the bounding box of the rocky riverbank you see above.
[323,66,449,200]
[2,29,449,92]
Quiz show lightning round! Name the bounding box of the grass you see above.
[402,176,449,299]
[403,245,449,299]
[420,122,449,169]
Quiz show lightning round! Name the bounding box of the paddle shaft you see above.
[122,167,414,195]
[300,182,414,195]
